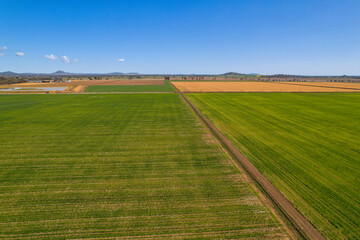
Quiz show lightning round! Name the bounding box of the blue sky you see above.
[1,0,359,75]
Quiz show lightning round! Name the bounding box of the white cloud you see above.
[15,52,24,56]
[73,58,80,63]
[44,54,58,60]
[0,46,7,51]
[61,56,70,64]
[0,53,4,56]
[117,58,125,62]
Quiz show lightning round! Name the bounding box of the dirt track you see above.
[180,92,325,240]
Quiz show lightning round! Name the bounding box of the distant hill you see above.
[51,70,75,75]
[108,72,139,75]
[53,70,66,74]
[0,71,18,75]
[222,72,244,76]
[222,72,261,76]
[108,72,124,75]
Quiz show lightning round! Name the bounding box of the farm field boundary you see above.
[179,92,324,240]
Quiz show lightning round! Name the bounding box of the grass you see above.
[85,81,174,92]
[187,93,360,240]
[0,94,289,239]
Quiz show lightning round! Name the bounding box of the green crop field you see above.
[85,81,174,92]
[0,94,289,239]
[187,93,360,239]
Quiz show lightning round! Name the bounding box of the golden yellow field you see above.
[277,82,360,90]
[172,82,360,92]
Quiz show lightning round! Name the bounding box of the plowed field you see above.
[277,81,360,90]
[172,82,360,92]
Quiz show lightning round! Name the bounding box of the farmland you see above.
[187,93,360,239]
[172,81,360,92]
[14,79,165,87]
[276,81,360,90]
[85,81,174,92]
[2,80,166,93]
[0,94,289,239]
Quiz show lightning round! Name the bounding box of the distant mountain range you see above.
[0,71,254,76]
[0,70,140,76]
[1,71,358,78]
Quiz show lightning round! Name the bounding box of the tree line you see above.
[0,76,27,85]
